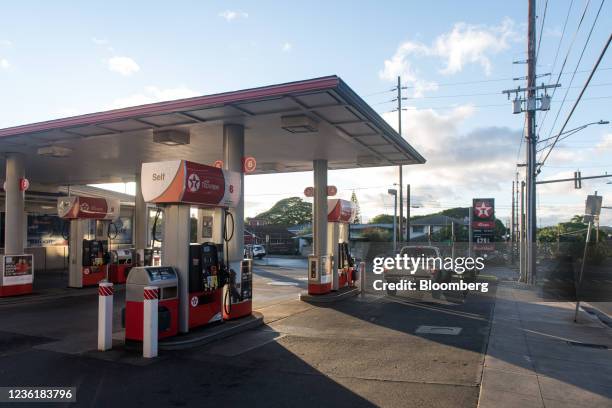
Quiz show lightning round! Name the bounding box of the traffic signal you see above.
[574,171,582,189]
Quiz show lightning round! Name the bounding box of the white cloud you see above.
[380,18,518,96]
[544,26,563,38]
[51,108,80,118]
[0,58,9,69]
[0,39,12,47]
[282,42,292,52]
[595,134,612,150]
[107,86,200,109]
[92,37,109,45]
[434,18,517,75]
[219,10,248,22]
[107,56,140,76]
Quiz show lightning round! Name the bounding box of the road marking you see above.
[415,326,462,335]
[267,281,299,286]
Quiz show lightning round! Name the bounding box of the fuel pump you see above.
[57,195,120,288]
[222,209,253,320]
[107,221,133,284]
[327,199,357,291]
[140,159,251,334]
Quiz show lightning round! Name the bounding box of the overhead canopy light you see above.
[281,115,318,133]
[37,145,73,158]
[153,129,190,146]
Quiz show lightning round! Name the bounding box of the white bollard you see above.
[143,286,159,358]
[359,262,366,296]
[97,282,114,351]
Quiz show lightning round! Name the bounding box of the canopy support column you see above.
[5,153,25,255]
[312,160,328,290]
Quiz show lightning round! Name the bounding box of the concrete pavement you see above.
[479,277,612,408]
[0,261,496,407]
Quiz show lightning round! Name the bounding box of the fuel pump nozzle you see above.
[222,208,236,314]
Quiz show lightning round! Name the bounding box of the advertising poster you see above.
[27,215,69,247]
[2,254,34,286]
[113,217,133,245]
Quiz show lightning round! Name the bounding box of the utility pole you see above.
[468,207,473,258]
[502,0,560,284]
[525,0,537,285]
[511,180,516,264]
[520,180,526,282]
[515,173,520,243]
[406,184,411,242]
[595,190,600,243]
[397,76,404,244]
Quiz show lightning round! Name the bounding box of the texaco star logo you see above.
[474,202,493,218]
[187,173,201,192]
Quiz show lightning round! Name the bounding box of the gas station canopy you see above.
[0,76,425,185]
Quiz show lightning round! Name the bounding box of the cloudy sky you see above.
[0,1,610,226]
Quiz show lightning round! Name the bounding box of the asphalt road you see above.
[0,259,496,407]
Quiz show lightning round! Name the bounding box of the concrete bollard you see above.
[143,286,159,358]
[359,262,366,297]
[97,282,114,351]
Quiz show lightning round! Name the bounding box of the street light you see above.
[537,120,610,175]
[538,120,610,144]
[388,189,397,253]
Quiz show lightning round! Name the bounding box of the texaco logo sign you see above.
[190,296,199,307]
[474,201,493,219]
[187,173,201,192]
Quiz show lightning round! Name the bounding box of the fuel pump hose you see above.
[223,209,235,315]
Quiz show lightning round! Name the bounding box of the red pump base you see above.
[0,283,33,297]
[308,282,332,295]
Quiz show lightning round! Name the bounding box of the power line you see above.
[536,0,574,132]
[378,95,612,114]
[536,0,549,60]
[538,31,612,171]
[362,88,396,97]
[517,115,527,162]
[365,67,612,106]
[537,0,594,136]
[541,0,605,150]
[400,82,612,100]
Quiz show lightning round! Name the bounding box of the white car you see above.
[383,245,450,295]
[245,244,266,259]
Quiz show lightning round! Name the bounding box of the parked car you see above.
[245,244,266,259]
[383,245,451,296]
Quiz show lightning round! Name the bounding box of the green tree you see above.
[254,197,312,226]
[439,207,470,219]
[350,190,362,224]
[369,214,407,224]
[430,223,469,242]
[536,215,604,243]
[362,229,392,242]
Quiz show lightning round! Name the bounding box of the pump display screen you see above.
[146,267,176,282]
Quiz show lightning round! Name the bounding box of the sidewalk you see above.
[479,280,612,408]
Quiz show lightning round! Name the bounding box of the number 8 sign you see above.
[243,157,256,173]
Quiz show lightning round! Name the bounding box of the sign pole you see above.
[574,221,592,323]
